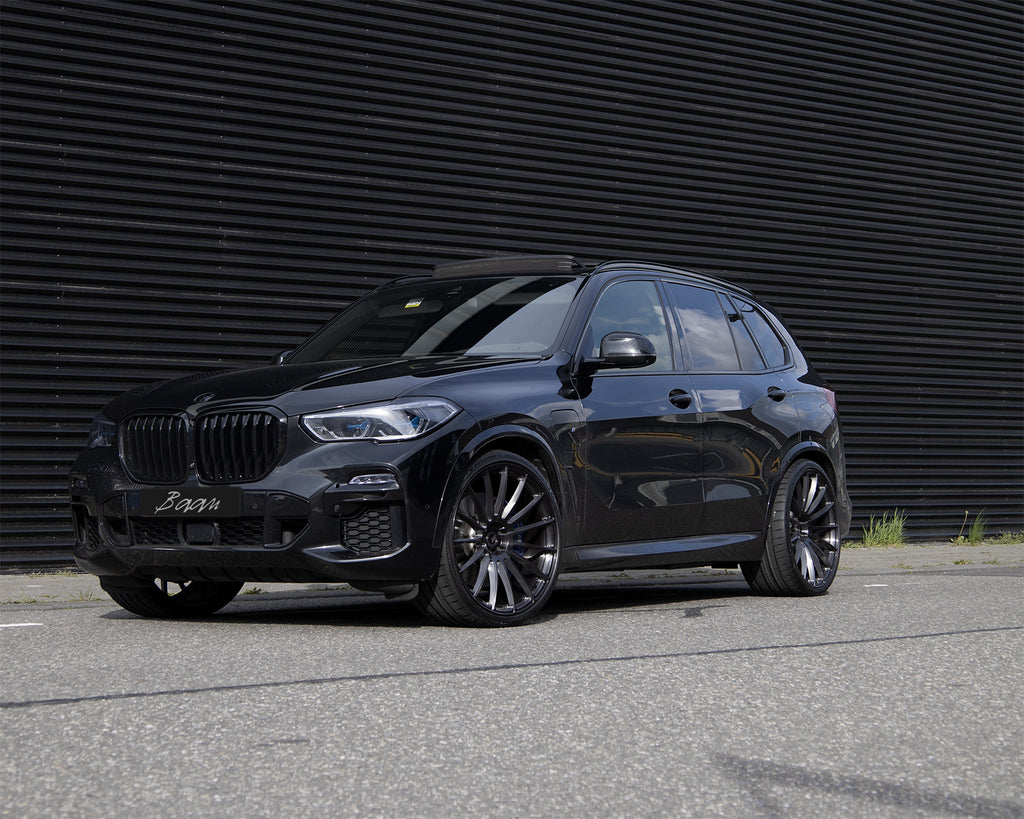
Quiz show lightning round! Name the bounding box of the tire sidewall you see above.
[768,460,840,595]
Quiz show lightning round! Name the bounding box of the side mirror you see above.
[583,332,657,371]
[273,350,293,366]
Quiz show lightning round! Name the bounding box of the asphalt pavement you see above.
[1,541,1022,818]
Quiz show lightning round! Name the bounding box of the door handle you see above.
[767,386,787,402]
[668,389,692,409]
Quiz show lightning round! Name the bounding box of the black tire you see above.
[100,576,243,618]
[416,450,561,627]
[742,460,841,595]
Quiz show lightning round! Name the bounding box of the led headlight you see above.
[88,412,117,448]
[301,398,460,442]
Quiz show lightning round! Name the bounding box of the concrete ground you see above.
[2,540,1022,608]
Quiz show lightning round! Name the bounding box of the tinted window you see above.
[583,280,672,371]
[665,283,740,371]
[724,296,766,370]
[291,276,582,362]
[736,298,789,368]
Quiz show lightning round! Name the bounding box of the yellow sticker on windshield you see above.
[404,299,423,309]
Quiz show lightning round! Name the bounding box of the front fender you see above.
[441,421,582,546]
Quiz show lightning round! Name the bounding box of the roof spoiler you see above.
[432,254,586,278]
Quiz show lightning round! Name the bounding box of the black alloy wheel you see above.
[417,450,561,626]
[100,576,243,618]
[742,460,841,595]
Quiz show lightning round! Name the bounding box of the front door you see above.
[577,280,703,545]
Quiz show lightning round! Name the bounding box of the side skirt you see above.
[561,532,763,573]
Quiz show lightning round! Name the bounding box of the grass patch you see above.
[992,532,1024,545]
[860,509,906,547]
[951,510,988,545]
[242,586,265,595]
[953,559,972,566]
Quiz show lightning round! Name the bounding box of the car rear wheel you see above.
[742,460,841,595]
[100,576,243,618]
[416,450,561,627]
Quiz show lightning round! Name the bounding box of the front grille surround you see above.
[119,409,286,485]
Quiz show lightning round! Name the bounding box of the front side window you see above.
[582,280,672,371]
[290,276,583,363]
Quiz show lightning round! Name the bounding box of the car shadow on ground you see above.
[99,573,753,628]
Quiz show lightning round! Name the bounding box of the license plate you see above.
[139,488,242,517]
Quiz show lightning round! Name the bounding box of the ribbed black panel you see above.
[121,414,189,484]
[2,0,1021,563]
[195,412,285,483]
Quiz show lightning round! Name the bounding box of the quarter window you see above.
[726,300,766,371]
[735,298,789,369]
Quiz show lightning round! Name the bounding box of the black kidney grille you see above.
[195,411,285,482]
[121,414,189,483]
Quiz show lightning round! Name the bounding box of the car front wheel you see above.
[416,450,562,627]
[742,460,841,595]
[100,576,243,618]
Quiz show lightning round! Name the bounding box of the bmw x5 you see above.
[69,255,851,626]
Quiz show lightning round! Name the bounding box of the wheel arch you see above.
[765,440,839,529]
[785,440,839,486]
[459,425,565,498]
[442,424,579,537]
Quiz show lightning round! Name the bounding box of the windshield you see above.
[290,275,583,363]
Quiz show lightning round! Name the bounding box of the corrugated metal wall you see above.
[2,0,1021,564]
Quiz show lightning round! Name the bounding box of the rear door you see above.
[663,282,803,535]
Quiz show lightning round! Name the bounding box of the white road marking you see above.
[0,623,44,629]
[864,584,889,588]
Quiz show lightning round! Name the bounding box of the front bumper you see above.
[68,429,464,587]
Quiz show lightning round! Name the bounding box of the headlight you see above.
[301,398,460,442]
[88,413,117,448]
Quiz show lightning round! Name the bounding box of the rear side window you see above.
[735,297,790,369]
[665,283,740,371]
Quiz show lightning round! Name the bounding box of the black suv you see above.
[70,255,851,626]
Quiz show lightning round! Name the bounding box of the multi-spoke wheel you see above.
[742,460,841,595]
[416,450,561,626]
[100,576,243,618]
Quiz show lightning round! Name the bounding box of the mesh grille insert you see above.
[344,507,395,555]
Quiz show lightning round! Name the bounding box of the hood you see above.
[102,356,539,420]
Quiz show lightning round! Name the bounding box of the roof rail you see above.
[592,260,754,296]
[432,254,586,278]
